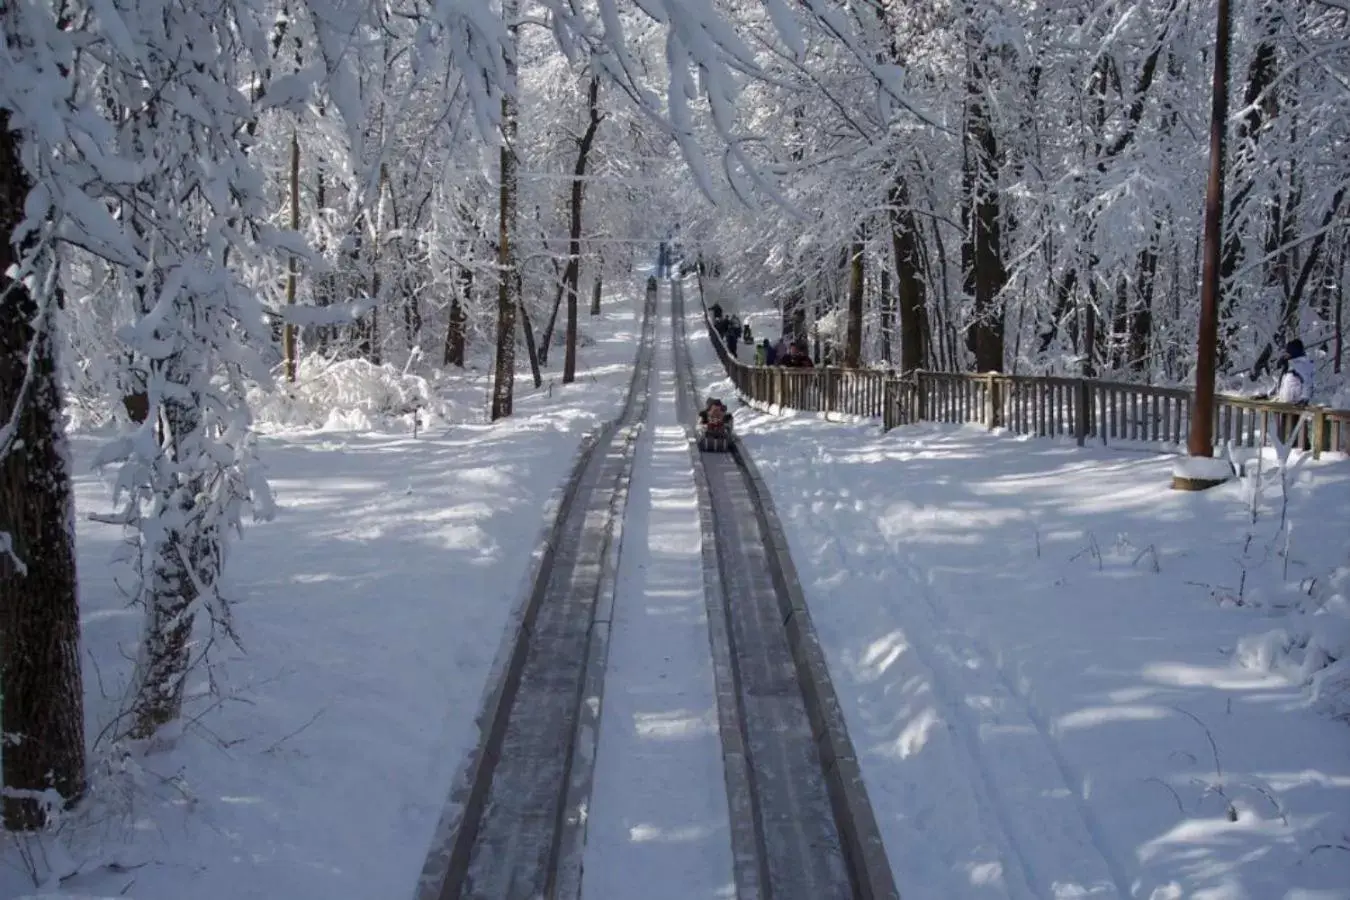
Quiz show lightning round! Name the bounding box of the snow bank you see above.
[0,287,649,900]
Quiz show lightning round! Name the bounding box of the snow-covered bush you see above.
[249,356,447,433]
[1237,557,1350,720]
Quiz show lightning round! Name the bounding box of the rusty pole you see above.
[1189,0,1232,457]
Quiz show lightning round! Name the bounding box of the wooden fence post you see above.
[883,377,895,430]
[1074,379,1090,447]
[985,375,1003,430]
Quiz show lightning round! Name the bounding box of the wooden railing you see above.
[698,295,1350,460]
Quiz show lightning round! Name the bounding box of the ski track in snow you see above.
[580,299,735,900]
[822,500,1128,900]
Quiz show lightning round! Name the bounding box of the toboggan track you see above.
[418,278,899,900]
[416,284,656,900]
[672,279,899,900]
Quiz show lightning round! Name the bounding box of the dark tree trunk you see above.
[444,266,469,367]
[491,60,520,420]
[563,76,603,384]
[889,177,930,373]
[962,42,1007,372]
[518,288,543,389]
[1336,235,1345,375]
[314,160,331,356]
[0,114,87,830]
[878,264,893,365]
[128,366,210,741]
[844,227,864,368]
[1129,235,1160,374]
[539,269,564,366]
[589,273,602,316]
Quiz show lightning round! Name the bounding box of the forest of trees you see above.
[1,0,1346,831]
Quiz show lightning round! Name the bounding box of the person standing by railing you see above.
[1257,337,1316,447]
[1274,338,1315,406]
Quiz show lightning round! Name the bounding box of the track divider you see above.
[417,284,657,900]
[672,279,900,900]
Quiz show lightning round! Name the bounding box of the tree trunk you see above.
[1336,235,1345,375]
[539,273,564,365]
[844,227,864,368]
[490,5,520,421]
[519,289,543,389]
[128,361,213,741]
[444,266,469,367]
[314,159,330,356]
[889,177,930,373]
[0,115,87,830]
[564,76,603,384]
[1129,234,1160,375]
[878,264,893,365]
[283,128,299,382]
[962,39,1007,372]
[590,273,602,316]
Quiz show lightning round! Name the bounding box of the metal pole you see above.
[1188,0,1231,457]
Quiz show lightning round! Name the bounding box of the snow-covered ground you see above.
[1,289,646,900]
[580,303,735,899]
[682,283,1350,899]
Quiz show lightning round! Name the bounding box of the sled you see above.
[697,418,734,453]
[697,399,733,452]
[698,427,732,452]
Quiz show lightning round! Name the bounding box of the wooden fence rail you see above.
[698,294,1350,460]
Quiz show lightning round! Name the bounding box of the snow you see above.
[0,290,645,899]
[681,284,1350,899]
[1174,455,1236,482]
[9,276,1348,899]
[580,300,734,899]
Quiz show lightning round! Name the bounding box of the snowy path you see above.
[579,308,735,900]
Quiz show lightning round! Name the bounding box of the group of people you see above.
[754,335,814,368]
[710,303,750,355]
[709,302,813,368]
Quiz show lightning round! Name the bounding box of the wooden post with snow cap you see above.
[1176,0,1232,490]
